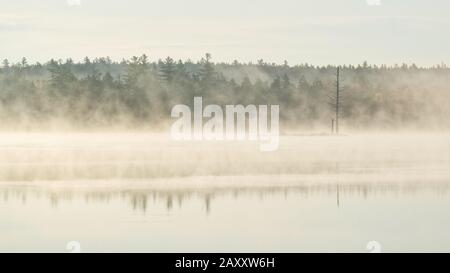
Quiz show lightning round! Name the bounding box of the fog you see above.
[2,56,450,252]
[1,56,450,132]
[0,133,448,183]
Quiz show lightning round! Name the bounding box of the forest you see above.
[1,54,450,131]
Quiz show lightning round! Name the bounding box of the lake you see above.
[0,133,449,253]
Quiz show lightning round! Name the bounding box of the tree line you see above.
[1,54,450,131]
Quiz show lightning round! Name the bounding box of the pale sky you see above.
[1,0,450,66]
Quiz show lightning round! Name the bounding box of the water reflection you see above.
[2,180,450,252]
[2,181,450,213]
[1,134,450,252]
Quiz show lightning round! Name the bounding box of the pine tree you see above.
[159,57,176,82]
[200,53,214,81]
[2,59,9,69]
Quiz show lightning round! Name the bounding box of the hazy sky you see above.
[1,0,450,66]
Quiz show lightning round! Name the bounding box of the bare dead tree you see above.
[327,67,344,134]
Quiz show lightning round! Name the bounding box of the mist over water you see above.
[2,58,450,253]
[0,133,449,182]
[3,0,450,256]
[0,133,450,252]
[2,53,450,253]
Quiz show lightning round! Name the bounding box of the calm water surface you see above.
[0,133,450,253]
